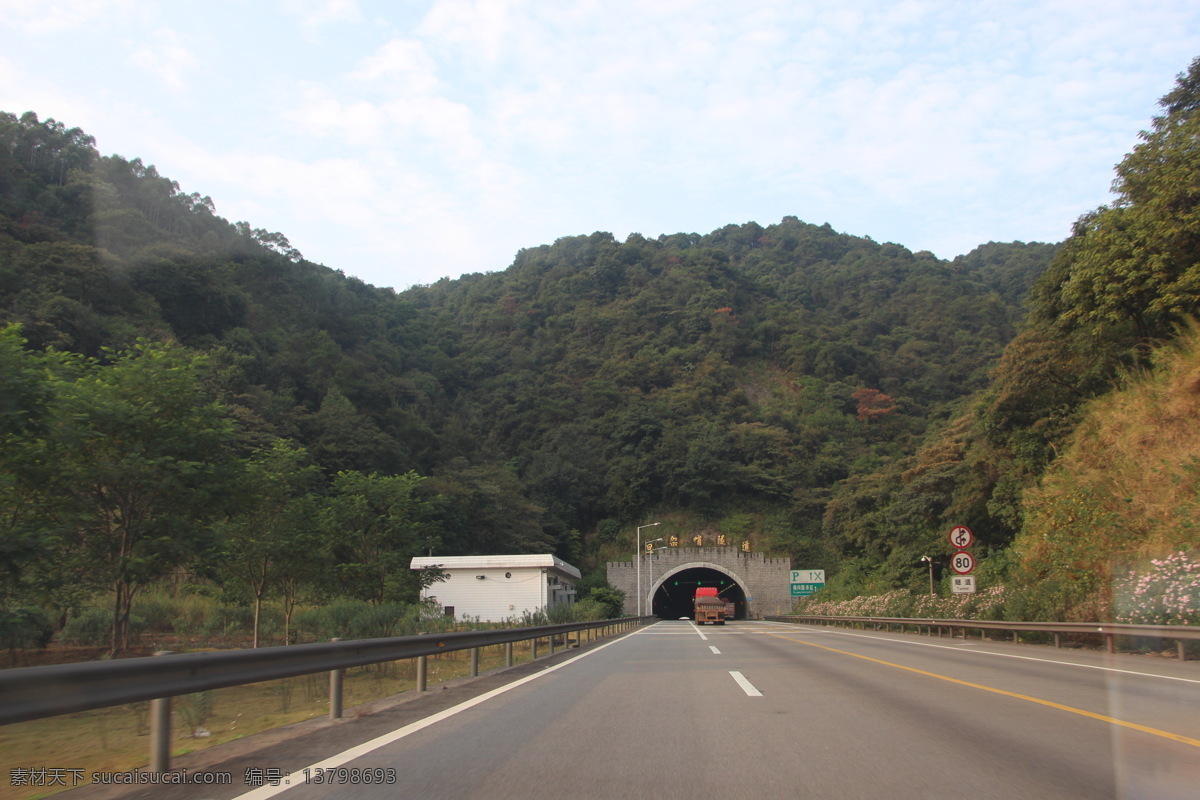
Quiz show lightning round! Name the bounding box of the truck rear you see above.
[693,587,726,625]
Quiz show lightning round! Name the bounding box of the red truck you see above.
[693,587,726,625]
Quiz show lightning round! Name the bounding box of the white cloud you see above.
[129,29,198,92]
[351,38,438,92]
[8,0,1200,289]
[260,1,1200,279]
[288,35,482,168]
[0,0,132,34]
[280,0,361,31]
[417,0,526,64]
[288,86,388,145]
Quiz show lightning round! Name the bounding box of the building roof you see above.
[409,554,581,579]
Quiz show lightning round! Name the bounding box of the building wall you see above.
[422,566,553,622]
[412,554,580,623]
[607,548,793,619]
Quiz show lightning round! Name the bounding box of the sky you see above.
[2,0,1199,291]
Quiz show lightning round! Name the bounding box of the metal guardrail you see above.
[0,615,652,771]
[766,615,1200,661]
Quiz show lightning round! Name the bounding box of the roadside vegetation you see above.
[3,57,1200,678]
[0,590,617,800]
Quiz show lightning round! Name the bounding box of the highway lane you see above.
[220,620,1200,800]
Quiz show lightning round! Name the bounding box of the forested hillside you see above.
[0,106,1052,645]
[3,55,1200,648]
[808,57,1200,622]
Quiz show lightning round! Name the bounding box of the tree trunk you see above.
[253,594,261,649]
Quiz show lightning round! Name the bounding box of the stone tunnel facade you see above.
[607,547,793,619]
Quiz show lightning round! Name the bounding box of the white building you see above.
[409,554,581,622]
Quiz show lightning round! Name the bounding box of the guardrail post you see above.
[1179,641,1187,662]
[550,633,556,655]
[149,651,173,773]
[505,642,513,667]
[329,638,344,720]
[1054,633,1061,648]
[532,636,539,659]
[470,647,479,677]
[1106,633,1115,654]
[416,632,427,692]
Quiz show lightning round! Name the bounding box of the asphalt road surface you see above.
[62,620,1200,800]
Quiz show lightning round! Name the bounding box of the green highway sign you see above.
[791,570,825,583]
[791,568,826,596]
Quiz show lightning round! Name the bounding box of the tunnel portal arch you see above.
[651,562,746,620]
[607,547,793,619]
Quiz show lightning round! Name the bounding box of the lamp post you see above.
[920,556,934,595]
[636,522,660,616]
[646,539,664,617]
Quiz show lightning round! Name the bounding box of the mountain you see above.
[6,57,1200,633]
[811,56,1200,615]
[0,108,1057,574]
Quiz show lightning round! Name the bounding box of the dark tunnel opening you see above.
[651,566,745,620]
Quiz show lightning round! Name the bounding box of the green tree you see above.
[425,462,553,555]
[217,438,322,647]
[322,470,436,605]
[0,326,59,633]
[44,340,242,655]
[1032,56,1200,349]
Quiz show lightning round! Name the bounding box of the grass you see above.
[0,638,549,800]
[1009,329,1200,620]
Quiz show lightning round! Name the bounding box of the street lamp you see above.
[646,539,665,616]
[920,556,934,595]
[636,522,660,616]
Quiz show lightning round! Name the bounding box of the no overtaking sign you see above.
[949,525,973,549]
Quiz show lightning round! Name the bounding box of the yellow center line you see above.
[759,629,1200,749]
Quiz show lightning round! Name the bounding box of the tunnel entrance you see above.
[651,566,746,620]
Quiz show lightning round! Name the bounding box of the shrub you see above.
[62,608,145,646]
[570,599,609,621]
[202,605,252,639]
[1114,552,1200,625]
[0,608,54,650]
[133,597,176,632]
[177,691,215,735]
[580,586,625,619]
[295,600,440,641]
[796,585,1010,621]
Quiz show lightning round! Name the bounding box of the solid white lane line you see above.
[755,621,1200,685]
[692,623,708,641]
[730,671,763,697]
[638,631,739,635]
[231,630,640,799]
[710,646,721,655]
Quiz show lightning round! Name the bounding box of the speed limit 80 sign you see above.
[951,551,976,575]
